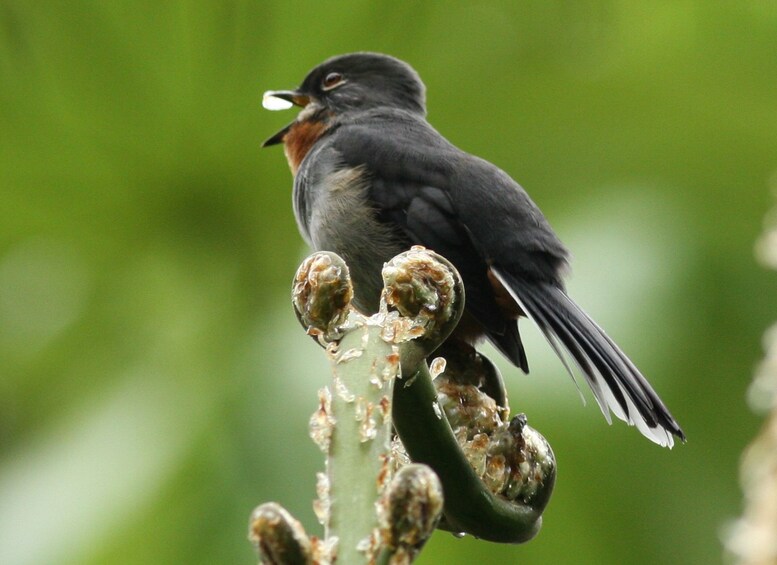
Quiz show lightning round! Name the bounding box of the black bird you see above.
[262,52,685,447]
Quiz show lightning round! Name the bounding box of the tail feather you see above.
[491,267,685,448]
[527,290,623,421]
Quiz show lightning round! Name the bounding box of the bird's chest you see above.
[294,163,404,313]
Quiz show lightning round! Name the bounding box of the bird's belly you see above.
[307,167,405,314]
[313,224,404,315]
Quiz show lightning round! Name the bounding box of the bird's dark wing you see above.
[326,110,684,446]
[370,175,530,370]
[327,112,530,369]
[331,110,569,279]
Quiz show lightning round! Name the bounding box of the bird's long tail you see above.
[491,267,685,448]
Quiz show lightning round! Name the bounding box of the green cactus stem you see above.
[293,248,462,563]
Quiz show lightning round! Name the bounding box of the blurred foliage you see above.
[0,2,776,564]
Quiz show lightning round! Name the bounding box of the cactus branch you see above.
[377,463,444,564]
[392,360,552,543]
[248,503,313,565]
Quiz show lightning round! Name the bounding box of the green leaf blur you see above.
[1,2,775,564]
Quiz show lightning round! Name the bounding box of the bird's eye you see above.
[322,72,344,90]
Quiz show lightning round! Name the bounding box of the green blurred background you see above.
[1,2,775,564]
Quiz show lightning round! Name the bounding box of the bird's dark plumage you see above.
[263,52,685,447]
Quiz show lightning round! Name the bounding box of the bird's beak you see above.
[262,90,311,147]
[263,90,311,109]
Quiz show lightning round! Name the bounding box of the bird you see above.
[262,52,685,447]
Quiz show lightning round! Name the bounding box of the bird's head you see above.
[262,52,426,147]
